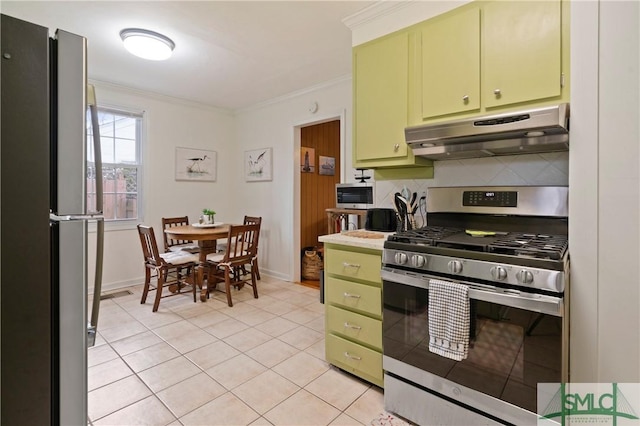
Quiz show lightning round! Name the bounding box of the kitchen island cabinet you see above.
[318,232,388,387]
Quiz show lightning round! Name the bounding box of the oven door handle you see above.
[381,268,564,317]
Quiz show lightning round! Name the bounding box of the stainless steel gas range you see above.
[381,186,569,426]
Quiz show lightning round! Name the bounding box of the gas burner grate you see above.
[488,233,568,260]
[388,226,462,245]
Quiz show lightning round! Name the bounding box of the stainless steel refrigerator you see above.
[1,14,104,425]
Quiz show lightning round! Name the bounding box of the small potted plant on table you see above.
[201,209,216,224]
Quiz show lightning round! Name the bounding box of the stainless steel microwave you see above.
[336,183,374,209]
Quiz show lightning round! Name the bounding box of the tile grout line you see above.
[89,280,375,425]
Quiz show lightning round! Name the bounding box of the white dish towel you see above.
[428,279,470,361]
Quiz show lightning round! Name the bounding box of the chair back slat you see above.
[221,224,259,266]
[162,216,191,252]
[138,225,163,268]
[244,216,262,255]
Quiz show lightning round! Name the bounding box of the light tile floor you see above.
[88,276,393,425]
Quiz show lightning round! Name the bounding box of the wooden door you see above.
[300,120,341,253]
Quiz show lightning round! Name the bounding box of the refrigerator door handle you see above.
[87,84,104,348]
[49,212,105,222]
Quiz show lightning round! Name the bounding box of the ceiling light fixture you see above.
[119,28,175,61]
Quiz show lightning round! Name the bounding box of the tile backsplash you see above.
[375,152,569,227]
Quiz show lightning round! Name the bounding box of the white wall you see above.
[589,1,639,382]
[350,0,640,383]
[88,82,235,291]
[90,77,353,290]
[232,77,354,281]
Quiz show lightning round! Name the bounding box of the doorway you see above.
[299,120,341,287]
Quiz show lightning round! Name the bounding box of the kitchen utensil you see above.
[409,192,417,210]
[401,186,411,201]
[394,193,407,231]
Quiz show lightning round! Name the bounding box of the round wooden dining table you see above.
[164,224,231,302]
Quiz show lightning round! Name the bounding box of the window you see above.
[87,107,143,221]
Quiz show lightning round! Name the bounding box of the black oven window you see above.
[383,283,562,413]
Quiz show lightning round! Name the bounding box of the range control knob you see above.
[448,260,463,274]
[490,266,508,281]
[411,255,426,268]
[394,252,408,265]
[517,269,534,285]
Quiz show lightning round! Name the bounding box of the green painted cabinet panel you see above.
[409,0,568,125]
[421,7,481,119]
[325,276,381,317]
[325,248,382,284]
[354,32,408,161]
[326,305,382,349]
[482,0,562,108]
[326,334,384,387]
[324,244,384,387]
[353,31,433,172]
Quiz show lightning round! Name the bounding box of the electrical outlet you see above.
[420,191,427,199]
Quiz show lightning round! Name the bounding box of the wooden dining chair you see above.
[162,216,199,253]
[137,225,199,312]
[242,216,262,280]
[215,216,261,276]
[205,223,260,307]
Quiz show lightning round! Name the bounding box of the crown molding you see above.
[342,0,414,31]
[235,74,352,114]
[89,79,234,115]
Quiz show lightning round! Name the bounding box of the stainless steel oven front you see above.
[381,267,568,426]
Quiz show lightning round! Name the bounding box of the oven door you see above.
[381,267,567,425]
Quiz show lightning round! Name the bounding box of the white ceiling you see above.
[1,1,375,110]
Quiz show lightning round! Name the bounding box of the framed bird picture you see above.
[244,147,273,182]
[175,147,217,182]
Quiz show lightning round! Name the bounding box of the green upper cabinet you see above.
[408,0,568,125]
[353,31,432,172]
[420,7,481,119]
[482,0,562,109]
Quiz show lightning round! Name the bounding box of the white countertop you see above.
[318,230,393,251]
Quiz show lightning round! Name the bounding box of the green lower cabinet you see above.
[324,244,384,388]
[326,305,382,349]
[326,334,383,388]
[325,277,381,317]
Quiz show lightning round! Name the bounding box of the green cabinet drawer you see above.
[325,248,382,284]
[326,334,383,387]
[325,277,381,317]
[326,305,382,349]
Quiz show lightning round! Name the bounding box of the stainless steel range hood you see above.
[405,103,569,160]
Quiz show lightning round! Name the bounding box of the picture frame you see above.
[319,156,335,176]
[300,147,315,173]
[175,147,217,182]
[245,147,273,182]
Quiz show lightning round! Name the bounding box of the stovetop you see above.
[387,226,568,261]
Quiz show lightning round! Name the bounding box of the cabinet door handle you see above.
[493,88,501,96]
[393,143,400,152]
[343,292,361,299]
[344,351,362,361]
[462,95,469,102]
[344,322,362,330]
[342,262,361,269]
